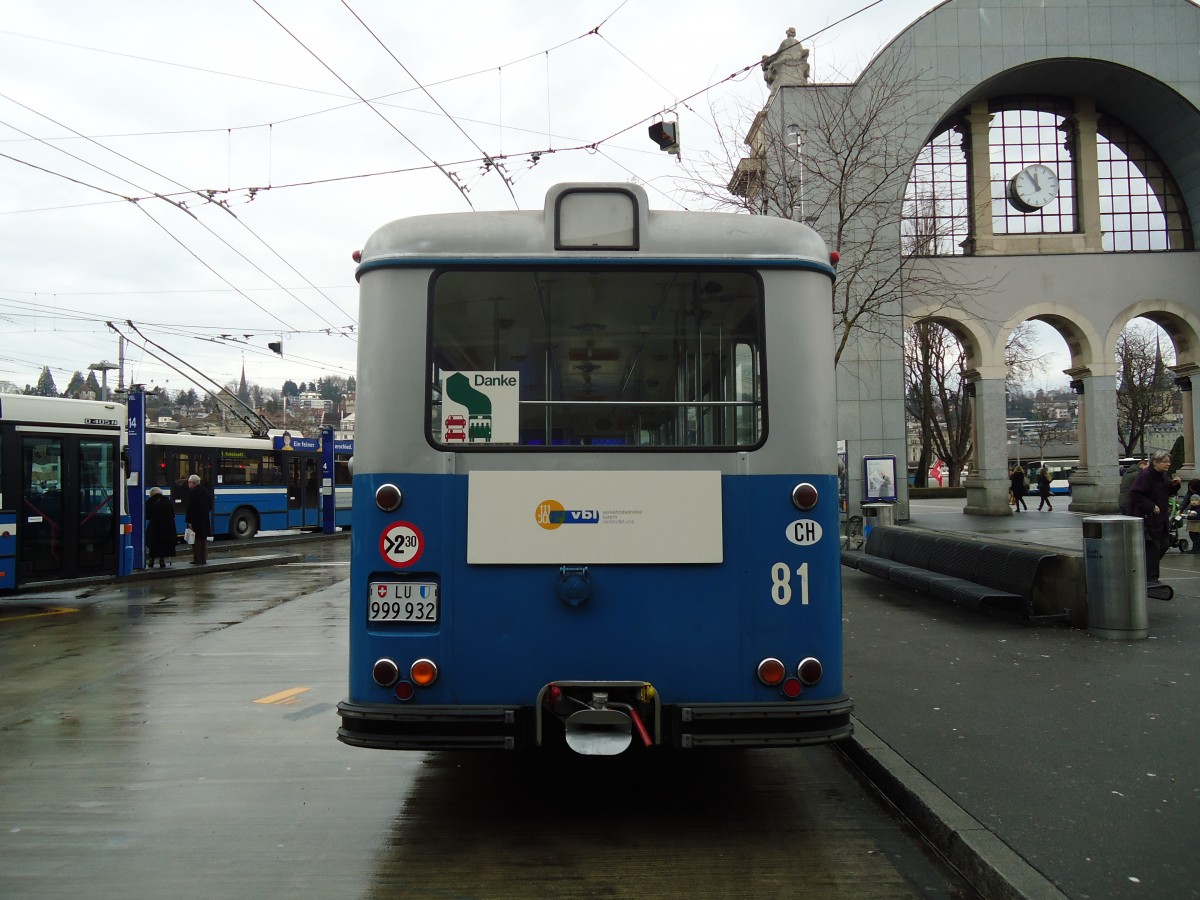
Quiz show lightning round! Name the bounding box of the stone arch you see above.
[1103,300,1200,473]
[999,304,1105,376]
[904,305,993,374]
[1105,301,1200,368]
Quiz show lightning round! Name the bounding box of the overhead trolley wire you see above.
[338,0,518,207]
[1,93,353,332]
[6,0,890,198]
[3,1,893,220]
[252,0,476,210]
[114,320,275,435]
[0,20,601,138]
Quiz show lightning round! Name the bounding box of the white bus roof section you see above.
[0,394,125,429]
[356,182,832,275]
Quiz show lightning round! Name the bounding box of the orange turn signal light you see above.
[410,658,438,687]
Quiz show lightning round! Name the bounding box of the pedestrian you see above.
[1129,450,1181,585]
[1186,494,1200,555]
[1185,478,1200,509]
[144,486,177,569]
[1010,464,1028,512]
[184,473,212,566]
[1117,459,1148,515]
[1036,465,1053,511]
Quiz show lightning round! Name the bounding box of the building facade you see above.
[736,0,1199,518]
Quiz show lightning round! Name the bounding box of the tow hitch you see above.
[538,683,659,755]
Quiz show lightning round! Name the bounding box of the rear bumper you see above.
[336,695,854,751]
[674,697,854,748]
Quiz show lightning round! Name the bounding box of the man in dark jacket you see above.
[184,474,212,565]
[1129,451,1181,584]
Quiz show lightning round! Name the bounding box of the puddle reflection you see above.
[366,748,960,899]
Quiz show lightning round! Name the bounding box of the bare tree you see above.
[904,322,971,486]
[1004,322,1049,390]
[1116,319,1176,456]
[679,56,991,366]
[904,320,1049,487]
[1024,392,1060,462]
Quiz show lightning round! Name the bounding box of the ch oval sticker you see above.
[786,519,823,546]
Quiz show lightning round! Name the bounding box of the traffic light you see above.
[648,121,679,155]
[268,340,283,355]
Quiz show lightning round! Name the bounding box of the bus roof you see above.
[356,182,834,279]
[0,394,125,429]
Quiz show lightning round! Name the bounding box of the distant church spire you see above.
[238,358,250,405]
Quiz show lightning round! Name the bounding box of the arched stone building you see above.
[736,0,1199,518]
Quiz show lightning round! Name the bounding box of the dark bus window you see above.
[429,268,763,449]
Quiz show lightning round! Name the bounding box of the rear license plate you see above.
[368,582,439,623]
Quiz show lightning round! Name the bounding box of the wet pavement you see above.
[842,497,1200,899]
[5,508,1198,898]
[0,534,977,900]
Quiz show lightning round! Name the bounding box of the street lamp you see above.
[786,122,810,224]
[88,360,119,401]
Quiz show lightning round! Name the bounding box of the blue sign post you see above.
[320,426,336,534]
[127,388,146,571]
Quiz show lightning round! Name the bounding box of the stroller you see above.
[1167,497,1191,553]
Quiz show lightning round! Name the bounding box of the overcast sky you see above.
[1,1,951,399]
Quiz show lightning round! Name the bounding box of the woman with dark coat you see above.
[1036,466,1053,512]
[1009,464,1028,512]
[145,486,177,568]
[1129,450,1181,584]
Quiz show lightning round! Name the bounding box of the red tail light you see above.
[757,658,786,686]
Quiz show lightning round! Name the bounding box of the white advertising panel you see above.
[467,470,723,564]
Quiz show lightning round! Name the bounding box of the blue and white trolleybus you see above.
[338,183,851,754]
[143,430,352,538]
[0,395,131,590]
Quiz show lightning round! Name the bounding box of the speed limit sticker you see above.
[380,521,425,568]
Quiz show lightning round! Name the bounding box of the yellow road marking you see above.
[0,606,79,623]
[254,686,311,705]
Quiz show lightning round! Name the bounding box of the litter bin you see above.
[861,502,895,537]
[1082,515,1147,640]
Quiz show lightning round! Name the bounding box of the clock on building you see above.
[1009,164,1060,211]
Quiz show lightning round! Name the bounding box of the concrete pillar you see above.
[1171,364,1197,480]
[1066,369,1120,512]
[963,374,1012,515]
[964,103,995,255]
[1068,99,1105,252]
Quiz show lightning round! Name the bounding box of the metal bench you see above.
[849,525,1061,621]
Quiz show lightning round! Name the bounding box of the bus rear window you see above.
[429,268,763,449]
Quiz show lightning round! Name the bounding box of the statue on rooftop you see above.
[762,27,810,87]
